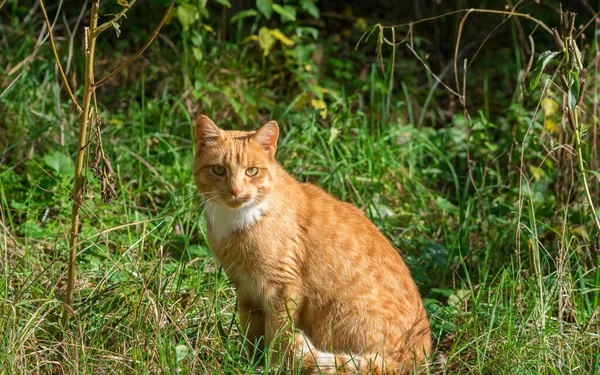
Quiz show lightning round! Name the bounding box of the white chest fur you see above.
[204,201,267,241]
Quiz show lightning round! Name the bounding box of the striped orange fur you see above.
[193,116,431,374]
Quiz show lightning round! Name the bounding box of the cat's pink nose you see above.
[230,188,241,197]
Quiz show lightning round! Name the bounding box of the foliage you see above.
[1,0,600,374]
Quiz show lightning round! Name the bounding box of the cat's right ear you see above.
[195,115,224,151]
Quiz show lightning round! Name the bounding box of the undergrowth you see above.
[1,1,599,374]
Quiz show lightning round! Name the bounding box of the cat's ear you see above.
[253,121,279,158]
[195,115,224,151]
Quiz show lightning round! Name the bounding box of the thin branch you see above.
[454,9,472,105]
[405,44,462,99]
[93,0,175,88]
[95,0,138,36]
[382,8,552,35]
[39,0,82,114]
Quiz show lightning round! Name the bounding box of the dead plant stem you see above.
[93,0,175,88]
[39,0,82,114]
[63,0,99,325]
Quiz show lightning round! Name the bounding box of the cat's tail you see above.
[293,332,418,375]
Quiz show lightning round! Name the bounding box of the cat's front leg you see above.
[264,287,303,368]
[237,292,265,356]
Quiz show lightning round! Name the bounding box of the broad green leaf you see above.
[10,200,27,211]
[230,9,258,23]
[368,202,395,218]
[258,27,275,55]
[528,50,561,90]
[43,151,74,176]
[256,0,272,19]
[212,0,231,7]
[529,67,543,91]
[273,4,296,22]
[448,289,471,308]
[300,0,319,19]
[175,345,190,362]
[197,3,209,18]
[177,4,198,31]
[192,47,203,61]
[270,28,294,46]
[568,71,580,110]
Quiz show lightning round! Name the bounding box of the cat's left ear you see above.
[253,121,279,158]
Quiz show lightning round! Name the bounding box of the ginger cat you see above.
[193,115,431,374]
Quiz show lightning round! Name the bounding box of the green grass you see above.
[1,1,600,374]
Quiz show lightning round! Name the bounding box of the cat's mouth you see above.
[224,195,253,208]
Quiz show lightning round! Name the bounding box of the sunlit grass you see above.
[1,2,599,374]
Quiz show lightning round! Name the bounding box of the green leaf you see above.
[296,26,318,40]
[229,96,247,124]
[192,47,203,61]
[256,0,272,19]
[258,26,275,55]
[273,4,296,22]
[528,50,561,90]
[587,169,600,183]
[529,68,543,91]
[175,344,190,362]
[197,3,209,19]
[230,9,258,23]
[43,151,74,176]
[10,200,27,211]
[568,71,580,110]
[177,4,198,31]
[300,0,320,19]
[112,22,121,38]
[212,0,231,7]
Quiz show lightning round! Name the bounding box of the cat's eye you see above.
[212,165,226,176]
[245,167,259,177]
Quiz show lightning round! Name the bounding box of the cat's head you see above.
[193,115,279,209]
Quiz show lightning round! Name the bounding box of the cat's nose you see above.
[230,188,241,197]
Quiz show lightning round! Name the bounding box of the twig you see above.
[385,26,396,122]
[454,9,473,106]
[95,0,138,36]
[382,8,552,35]
[39,0,82,114]
[93,0,175,88]
[405,44,461,99]
[574,110,600,233]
